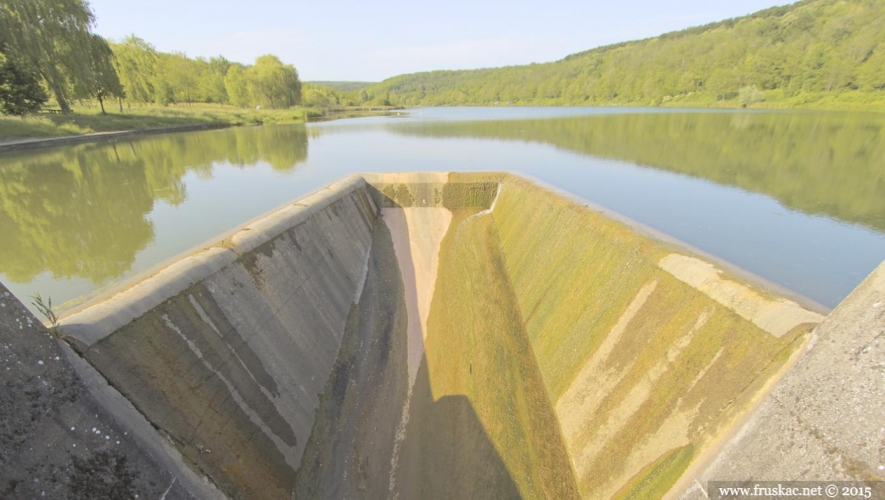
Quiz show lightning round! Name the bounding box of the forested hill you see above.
[359,0,885,109]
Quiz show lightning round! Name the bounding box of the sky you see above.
[88,0,791,82]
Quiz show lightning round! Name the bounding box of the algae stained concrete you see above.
[292,218,410,499]
[0,282,217,500]
[679,260,885,499]
[489,174,825,499]
[60,178,379,499]
[39,172,843,500]
[393,207,581,499]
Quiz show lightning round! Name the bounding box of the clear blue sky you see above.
[89,0,791,82]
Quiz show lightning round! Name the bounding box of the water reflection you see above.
[0,125,308,287]
[386,111,885,232]
[2,109,884,312]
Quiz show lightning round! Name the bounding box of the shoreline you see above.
[0,107,401,155]
[0,123,231,154]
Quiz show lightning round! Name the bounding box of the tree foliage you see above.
[111,40,306,109]
[0,53,48,115]
[246,55,301,109]
[0,0,100,112]
[77,35,124,113]
[361,0,885,109]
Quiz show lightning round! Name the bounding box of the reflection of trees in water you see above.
[392,112,885,233]
[0,125,309,284]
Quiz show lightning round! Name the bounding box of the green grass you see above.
[0,102,397,141]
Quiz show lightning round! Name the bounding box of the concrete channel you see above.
[0,172,881,499]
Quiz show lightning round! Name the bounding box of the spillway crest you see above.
[44,173,827,499]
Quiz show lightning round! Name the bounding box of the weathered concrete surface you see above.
[0,282,218,500]
[490,173,826,498]
[364,171,501,209]
[59,176,378,499]
[292,218,410,498]
[678,260,885,499]
[660,254,825,337]
[17,171,863,500]
[383,207,452,385]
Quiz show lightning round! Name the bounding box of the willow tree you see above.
[111,36,159,104]
[246,55,301,109]
[76,35,124,113]
[224,64,251,107]
[0,0,99,113]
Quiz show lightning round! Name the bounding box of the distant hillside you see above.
[360,0,885,109]
[308,81,375,92]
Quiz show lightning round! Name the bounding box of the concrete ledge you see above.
[61,247,237,347]
[60,175,371,347]
[678,259,885,498]
[228,175,367,254]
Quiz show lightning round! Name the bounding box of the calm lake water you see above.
[2,107,884,312]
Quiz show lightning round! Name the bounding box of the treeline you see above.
[112,36,304,109]
[361,0,885,109]
[0,0,316,115]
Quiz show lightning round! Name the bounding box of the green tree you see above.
[0,0,98,113]
[246,55,301,109]
[858,47,885,91]
[199,56,230,104]
[0,53,48,115]
[77,35,124,113]
[111,36,159,104]
[738,85,765,108]
[224,64,251,107]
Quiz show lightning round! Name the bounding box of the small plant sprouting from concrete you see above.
[30,293,65,339]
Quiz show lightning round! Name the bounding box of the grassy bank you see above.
[0,103,398,141]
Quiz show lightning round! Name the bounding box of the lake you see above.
[1,107,884,312]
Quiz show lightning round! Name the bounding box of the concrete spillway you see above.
[1,172,881,499]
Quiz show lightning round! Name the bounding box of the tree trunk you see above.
[51,84,72,114]
[98,94,105,114]
[119,97,123,113]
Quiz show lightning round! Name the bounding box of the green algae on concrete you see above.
[490,174,817,498]
[613,445,695,500]
[49,172,831,500]
[396,208,581,499]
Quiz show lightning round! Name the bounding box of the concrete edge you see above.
[57,170,828,349]
[227,175,367,254]
[61,341,230,500]
[59,174,369,347]
[60,247,237,346]
[672,258,885,499]
[497,171,831,315]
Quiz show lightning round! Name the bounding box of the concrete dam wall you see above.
[2,172,879,499]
